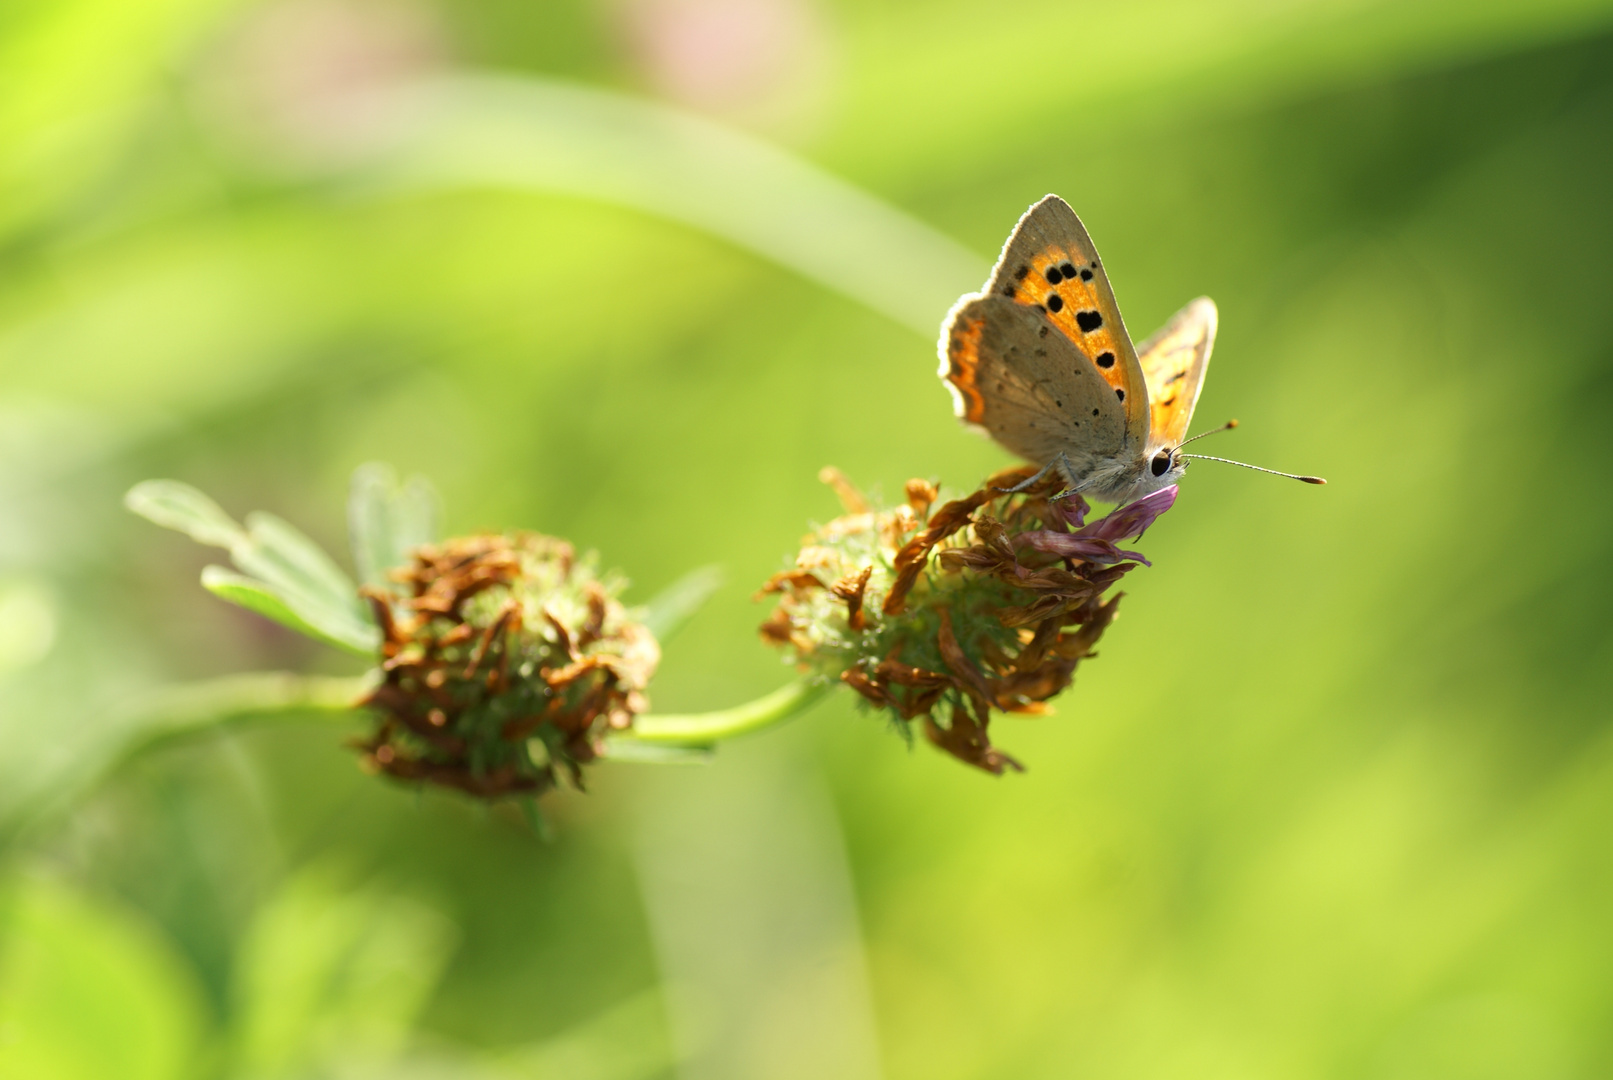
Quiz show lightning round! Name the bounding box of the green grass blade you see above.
[640,564,725,643]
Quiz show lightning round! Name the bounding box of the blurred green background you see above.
[3,0,1613,1077]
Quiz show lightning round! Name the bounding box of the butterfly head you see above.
[1149,447,1185,481]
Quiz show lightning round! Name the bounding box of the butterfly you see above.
[939,195,1321,505]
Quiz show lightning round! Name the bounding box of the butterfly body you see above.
[940,196,1218,505]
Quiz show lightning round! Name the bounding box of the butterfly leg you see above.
[1048,453,1091,503]
[997,454,1089,502]
[995,459,1059,494]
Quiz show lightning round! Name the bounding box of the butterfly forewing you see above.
[941,295,1127,470]
[985,195,1149,449]
[1135,297,1217,448]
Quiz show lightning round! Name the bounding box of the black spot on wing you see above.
[1014,264,1030,281]
[1002,285,1016,298]
[1046,294,1064,313]
[1044,266,1062,284]
[1076,310,1103,333]
[1058,262,1076,278]
[1079,268,1093,281]
[1095,351,1115,369]
[1115,389,1125,402]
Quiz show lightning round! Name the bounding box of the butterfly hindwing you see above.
[985,195,1149,449]
[1136,296,1216,449]
[940,295,1127,471]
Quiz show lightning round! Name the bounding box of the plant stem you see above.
[616,678,832,746]
[1,672,835,849]
[1,673,371,851]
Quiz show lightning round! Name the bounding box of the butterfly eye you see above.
[1150,451,1174,477]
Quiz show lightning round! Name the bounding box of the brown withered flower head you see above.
[758,466,1177,774]
[357,533,659,799]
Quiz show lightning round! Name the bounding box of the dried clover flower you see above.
[758,466,1176,774]
[357,532,660,797]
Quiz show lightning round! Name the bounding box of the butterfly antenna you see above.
[1174,419,1238,450]
[1180,454,1326,484]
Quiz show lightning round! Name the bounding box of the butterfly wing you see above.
[939,294,1127,471]
[1135,297,1216,449]
[982,195,1149,449]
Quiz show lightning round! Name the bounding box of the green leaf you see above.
[393,475,441,554]
[128,479,379,653]
[640,564,725,642]
[241,512,360,610]
[233,513,378,654]
[124,479,246,549]
[347,464,442,588]
[202,567,378,657]
[0,875,208,1080]
[229,870,456,1076]
[347,463,398,589]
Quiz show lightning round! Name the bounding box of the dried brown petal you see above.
[754,569,827,599]
[830,565,874,631]
[841,667,892,708]
[872,655,951,689]
[936,607,999,710]
[923,701,1024,776]
[905,478,938,519]
[818,466,870,514]
[759,607,795,645]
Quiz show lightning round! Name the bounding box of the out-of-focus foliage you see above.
[3,0,1613,1078]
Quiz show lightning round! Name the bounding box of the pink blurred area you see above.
[197,0,448,165]
[616,0,838,136]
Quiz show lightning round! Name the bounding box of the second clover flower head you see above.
[359,532,660,798]
[758,467,1177,774]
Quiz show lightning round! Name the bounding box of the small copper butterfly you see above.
[939,195,1323,503]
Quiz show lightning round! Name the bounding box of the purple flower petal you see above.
[1012,531,1152,567]
[1046,491,1090,530]
[1077,485,1178,543]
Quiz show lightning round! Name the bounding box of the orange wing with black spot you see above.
[1135,297,1216,449]
[939,294,1128,470]
[980,195,1149,450]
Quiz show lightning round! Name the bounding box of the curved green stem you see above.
[1,672,835,848]
[1,672,372,852]
[616,678,832,747]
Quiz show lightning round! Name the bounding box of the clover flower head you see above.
[359,532,659,797]
[759,467,1176,774]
